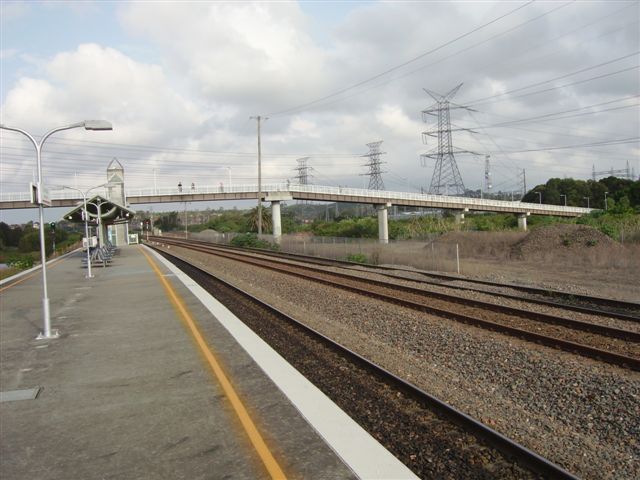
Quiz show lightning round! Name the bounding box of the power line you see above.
[0,135,364,158]
[479,136,639,154]
[463,51,640,106]
[467,65,639,107]
[267,1,536,117]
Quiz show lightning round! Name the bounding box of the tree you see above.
[524,177,640,209]
[156,212,180,231]
[245,207,272,233]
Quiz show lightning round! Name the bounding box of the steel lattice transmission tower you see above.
[294,157,312,185]
[420,84,473,196]
[483,155,492,196]
[363,141,386,190]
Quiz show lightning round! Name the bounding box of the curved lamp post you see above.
[86,200,104,247]
[533,191,542,204]
[0,120,112,339]
[62,183,108,279]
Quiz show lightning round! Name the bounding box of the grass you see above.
[0,267,20,281]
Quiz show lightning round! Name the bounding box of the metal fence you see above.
[193,231,463,274]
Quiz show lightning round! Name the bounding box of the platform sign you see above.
[29,182,38,204]
[82,236,98,249]
[29,182,52,206]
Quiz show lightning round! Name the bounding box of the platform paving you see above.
[0,246,357,480]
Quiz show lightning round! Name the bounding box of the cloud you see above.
[2,43,205,142]
[120,1,330,109]
[1,0,638,204]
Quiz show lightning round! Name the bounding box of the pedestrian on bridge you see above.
[178,181,182,193]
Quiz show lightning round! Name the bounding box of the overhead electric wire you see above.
[301,1,585,115]
[463,52,640,105]
[467,65,640,107]
[267,0,537,117]
[469,5,639,79]
[269,6,637,118]
[478,136,639,155]
[451,95,640,132]
[0,135,364,159]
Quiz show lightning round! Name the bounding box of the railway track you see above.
[160,236,640,321]
[153,246,579,480]
[149,236,640,370]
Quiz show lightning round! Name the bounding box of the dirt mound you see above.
[429,230,526,260]
[511,223,618,260]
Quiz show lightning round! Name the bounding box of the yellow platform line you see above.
[140,247,287,480]
[0,256,69,293]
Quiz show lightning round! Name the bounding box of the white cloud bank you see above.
[1,0,638,202]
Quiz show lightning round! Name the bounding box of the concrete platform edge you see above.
[145,245,418,480]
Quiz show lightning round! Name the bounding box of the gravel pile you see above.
[162,245,640,480]
[511,224,620,260]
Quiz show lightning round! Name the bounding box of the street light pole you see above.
[560,194,567,206]
[87,200,104,247]
[250,115,267,235]
[0,120,112,339]
[62,183,107,279]
[584,196,590,208]
[534,191,542,204]
[604,191,609,210]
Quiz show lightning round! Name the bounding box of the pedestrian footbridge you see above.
[0,183,593,242]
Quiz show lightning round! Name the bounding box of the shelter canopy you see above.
[63,195,135,224]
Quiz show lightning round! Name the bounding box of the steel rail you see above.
[151,237,640,342]
[150,237,640,371]
[153,246,581,480]
[155,236,640,321]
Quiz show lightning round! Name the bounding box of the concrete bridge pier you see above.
[454,208,469,224]
[377,203,391,244]
[266,192,293,244]
[271,201,282,243]
[517,212,530,231]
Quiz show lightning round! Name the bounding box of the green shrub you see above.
[7,253,35,270]
[230,233,280,251]
[345,253,369,264]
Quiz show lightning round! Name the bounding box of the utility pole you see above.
[184,203,188,239]
[250,115,267,235]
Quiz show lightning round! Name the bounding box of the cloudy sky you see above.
[1,0,638,222]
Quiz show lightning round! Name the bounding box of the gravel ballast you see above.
[159,244,640,480]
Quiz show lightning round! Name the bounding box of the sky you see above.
[1,0,639,223]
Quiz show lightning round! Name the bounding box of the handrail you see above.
[0,183,592,215]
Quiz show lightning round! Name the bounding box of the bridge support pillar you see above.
[517,212,530,231]
[271,200,282,243]
[265,192,292,244]
[377,203,391,244]
[454,208,469,224]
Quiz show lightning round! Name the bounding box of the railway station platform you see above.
[0,245,415,479]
